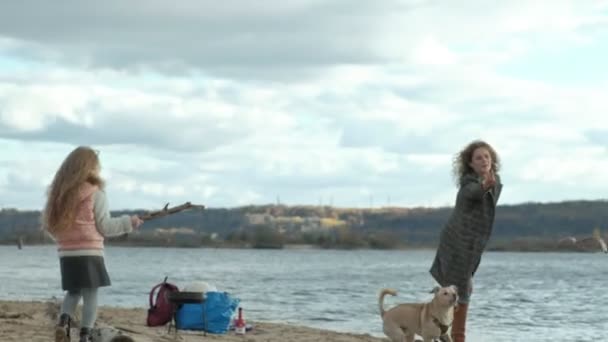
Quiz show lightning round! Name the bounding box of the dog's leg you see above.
[438,334,453,342]
[404,333,416,342]
[383,320,407,342]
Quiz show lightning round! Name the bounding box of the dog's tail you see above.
[378,288,397,317]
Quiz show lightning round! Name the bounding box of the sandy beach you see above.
[0,300,385,342]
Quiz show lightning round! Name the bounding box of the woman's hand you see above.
[130,215,144,230]
[482,170,496,190]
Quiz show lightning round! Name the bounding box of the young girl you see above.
[42,146,143,342]
[429,140,503,342]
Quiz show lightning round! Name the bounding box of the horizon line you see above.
[2,197,607,212]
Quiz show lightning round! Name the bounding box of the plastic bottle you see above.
[235,307,246,335]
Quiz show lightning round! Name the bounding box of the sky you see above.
[1,0,607,210]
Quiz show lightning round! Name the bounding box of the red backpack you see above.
[146,277,179,327]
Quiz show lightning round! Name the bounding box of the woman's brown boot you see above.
[451,303,468,342]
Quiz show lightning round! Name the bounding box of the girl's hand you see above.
[130,215,144,230]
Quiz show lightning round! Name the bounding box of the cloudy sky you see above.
[1,0,607,210]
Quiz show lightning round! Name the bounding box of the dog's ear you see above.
[450,285,458,293]
[429,286,440,294]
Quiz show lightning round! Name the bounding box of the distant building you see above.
[301,216,322,233]
[245,213,272,225]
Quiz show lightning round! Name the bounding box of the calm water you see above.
[1,246,606,341]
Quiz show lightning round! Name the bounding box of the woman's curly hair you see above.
[452,140,500,186]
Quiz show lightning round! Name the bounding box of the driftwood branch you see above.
[140,202,205,221]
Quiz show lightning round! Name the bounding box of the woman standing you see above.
[430,140,503,342]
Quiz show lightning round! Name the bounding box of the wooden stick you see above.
[140,202,205,221]
[114,325,144,335]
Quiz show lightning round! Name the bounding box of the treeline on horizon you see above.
[1,199,607,251]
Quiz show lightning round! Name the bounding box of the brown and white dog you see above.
[378,286,458,342]
[90,327,135,342]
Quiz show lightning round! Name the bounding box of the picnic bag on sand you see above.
[175,291,240,334]
[146,277,179,326]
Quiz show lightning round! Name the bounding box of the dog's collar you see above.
[431,316,451,335]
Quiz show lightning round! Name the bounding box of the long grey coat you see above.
[429,172,502,301]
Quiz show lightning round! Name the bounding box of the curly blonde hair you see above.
[42,146,104,235]
[452,140,500,186]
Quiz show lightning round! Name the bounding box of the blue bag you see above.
[175,291,240,334]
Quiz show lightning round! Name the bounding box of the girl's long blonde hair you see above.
[452,140,500,186]
[42,146,104,235]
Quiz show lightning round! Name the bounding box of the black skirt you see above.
[59,255,111,291]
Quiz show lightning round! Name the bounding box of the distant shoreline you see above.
[3,201,608,255]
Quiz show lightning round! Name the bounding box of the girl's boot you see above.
[79,327,92,342]
[54,313,71,342]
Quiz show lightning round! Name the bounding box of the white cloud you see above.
[113,178,137,193]
[236,190,263,206]
[405,154,452,171]
[518,146,608,185]
[0,0,607,209]
[412,36,458,66]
